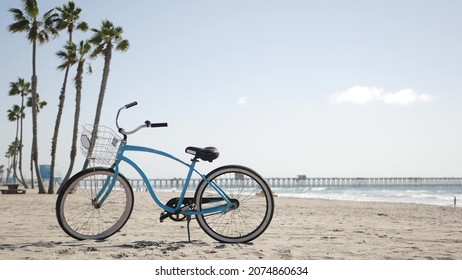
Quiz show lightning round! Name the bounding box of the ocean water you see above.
[272,184,462,207]
[129,177,462,207]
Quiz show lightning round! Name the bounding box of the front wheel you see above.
[195,165,274,243]
[56,167,134,240]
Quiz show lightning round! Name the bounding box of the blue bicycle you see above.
[56,102,274,243]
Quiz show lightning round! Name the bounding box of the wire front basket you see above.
[80,124,122,166]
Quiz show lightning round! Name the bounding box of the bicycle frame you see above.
[93,140,234,216]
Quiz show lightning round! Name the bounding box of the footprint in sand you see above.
[279,248,293,260]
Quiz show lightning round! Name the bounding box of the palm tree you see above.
[49,1,88,194]
[5,145,15,185]
[0,165,4,184]
[7,105,24,185]
[55,1,88,43]
[26,93,48,191]
[8,78,31,188]
[82,20,129,169]
[61,40,92,186]
[8,0,59,193]
[5,140,21,184]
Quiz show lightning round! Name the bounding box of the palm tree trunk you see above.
[12,118,20,184]
[31,40,45,194]
[13,109,26,187]
[82,44,113,170]
[62,61,84,186]
[49,64,71,194]
[32,74,45,193]
[18,96,29,188]
[30,147,34,189]
[6,161,12,184]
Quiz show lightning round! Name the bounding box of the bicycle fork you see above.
[92,166,121,208]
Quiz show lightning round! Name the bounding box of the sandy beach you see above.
[1,190,461,260]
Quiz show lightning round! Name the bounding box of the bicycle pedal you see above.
[159,211,169,222]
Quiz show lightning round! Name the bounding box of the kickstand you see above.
[186,215,191,242]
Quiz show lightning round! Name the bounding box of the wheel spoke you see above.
[56,168,134,240]
[195,165,274,243]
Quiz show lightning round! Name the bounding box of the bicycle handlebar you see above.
[124,101,138,109]
[146,120,168,128]
[116,101,168,137]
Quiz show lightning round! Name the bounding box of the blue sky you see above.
[1,0,461,179]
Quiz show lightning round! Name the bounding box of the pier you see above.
[266,177,462,188]
[126,177,462,191]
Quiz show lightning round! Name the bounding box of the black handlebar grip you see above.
[150,122,168,128]
[125,101,138,109]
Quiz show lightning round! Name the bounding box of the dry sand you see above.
[1,190,461,260]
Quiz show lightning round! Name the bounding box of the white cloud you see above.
[238,96,249,107]
[331,86,382,105]
[330,86,434,106]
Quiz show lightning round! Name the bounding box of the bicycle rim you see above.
[195,165,274,243]
[56,168,134,240]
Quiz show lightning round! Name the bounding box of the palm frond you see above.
[56,63,68,71]
[24,0,39,19]
[86,63,93,74]
[89,31,103,45]
[90,45,104,58]
[116,39,130,52]
[26,94,47,111]
[36,30,50,44]
[79,40,92,55]
[113,26,124,37]
[27,28,37,42]
[8,8,25,21]
[76,21,88,32]
[56,42,77,70]
[8,20,30,33]
[9,78,31,97]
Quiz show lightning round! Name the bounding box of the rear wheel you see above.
[195,165,274,243]
[56,168,134,240]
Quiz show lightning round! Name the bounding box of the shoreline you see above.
[1,191,462,260]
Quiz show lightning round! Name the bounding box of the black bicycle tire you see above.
[55,167,134,240]
[194,165,274,243]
